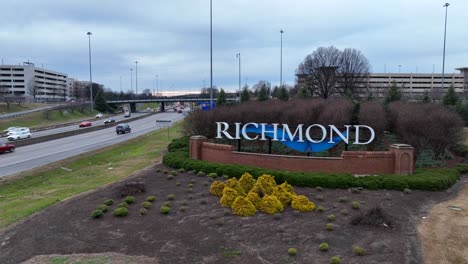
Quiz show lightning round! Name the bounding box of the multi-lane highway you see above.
[0,111,185,177]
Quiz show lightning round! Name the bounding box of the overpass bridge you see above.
[107,96,237,112]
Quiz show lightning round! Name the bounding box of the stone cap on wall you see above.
[390,144,413,149]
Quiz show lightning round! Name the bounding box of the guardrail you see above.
[9,112,155,148]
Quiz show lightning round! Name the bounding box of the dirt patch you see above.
[23,252,159,264]
[0,165,465,264]
[418,179,468,264]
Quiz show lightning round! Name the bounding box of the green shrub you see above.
[403,188,412,194]
[319,243,329,251]
[146,196,156,202]
[103,199,114,206]
[338,196,347,203]
[181,200,188,205]
[456,163,468,174]
[160,206,171,214]
[317,206,324,212]
[139,208,148,215]
[163,169,169,174]
[287,248,297,256]
[163,201,171,206]
[351,201,360,209]
[141,201,152,209]
[326,223,334,231]
[327,214,336,222]
[180,206,188,212]
[91,210,104,219]
[124,196,135,204]
[198,171,206,176]
[113,207,129,217]
[208,172,218,178]
[330,256,341,264]
[167,175,174,180]
[118,202,129,208]
[96,204,108,213]
[316,195,324,201]
[178,168,186,173]
[171,170,178,176]
[176,181,181,186]
[354,246,365,256]
[340,209,349,215]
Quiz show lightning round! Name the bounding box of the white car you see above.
[95,113,104,118]
[7,127,30,136]
[3,126,20,134]
[7,130,31,141]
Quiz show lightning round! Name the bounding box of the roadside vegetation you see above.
[0,122,182,229]
[0,102,49,114]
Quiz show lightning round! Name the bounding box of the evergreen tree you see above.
[240,85,250,103]
[217,88,226,106]
[94,90,108,113]
[278,86,289,101]
[442,85,459,106]
[421,90,431,103]
[257,84,269,101]
[384,81,402,104]
[297,86,311,98]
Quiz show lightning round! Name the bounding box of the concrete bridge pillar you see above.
[160,102,165,112]
[130,103,136,112]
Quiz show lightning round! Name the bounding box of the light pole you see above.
[119,76,122,94]
[398,65,401,73]
[156,75,159,97]
[441,2,450,90]
[280,29,284,90]
[135,61,138,97]
[130,68,133,98]
[210,0,213,109]
[236,53,241,102]
[86,32,93,112]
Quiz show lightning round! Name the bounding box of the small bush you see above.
[180,206,188,212]
[160,206,171,214]
[162,201,171,206]
[167,194,176,200]
[326,223,334,231]
[188,183,194,188]
[287,248,297,256]
[118,202,129,208]
[96,204,108,213]
[141,201,152,209]
[232,196,256,217]
[163,169,169,174]
[316,195,324,201]
[167,175,174,180]
[178,168,186,173]
[352,201,360,209]
[259,195,284,214]
[316,186,323,191]
[171,170,178,176]
[181,200,188,205]
[124,196,135,204]
[291,195,316,212]
[208,172,218,178]
[139,208,148,215]
[350,187,360,193]
[220,187,239,208]
[113,207,129,217]
[103,199,114,206]
[403,188,412,194]
[340,209,349,215]
[319,243,329,251]
[327,214,336,222]
[338,196,348,203]
[354,246,365,256]
[330,256,341,264]
[198,171,206,176]
[146,196,156,202]
[176,181,181,186]
[317,206,324,212]
[156,168,161,173]
[91,210,104,219]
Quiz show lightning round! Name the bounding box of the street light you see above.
[156,75,159,97]
[86,32,93,112]
[280,29,284,90]
[236,53,241,102]
[135,61,138,97]
[398,64,401,73]
[441,2,450,90]
[130,68,133,98]
[209,0,213,110]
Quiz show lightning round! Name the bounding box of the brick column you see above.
[390,144,414,175]
[190,135,208,160]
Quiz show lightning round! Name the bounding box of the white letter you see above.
[354,125,375,144]
[281,124,304,142]
[260,123,279,141]
[241,122,259,140]
[216,122,234,139]
[305,124,326,143]
[329,125,350,144]
[234,122,241,139]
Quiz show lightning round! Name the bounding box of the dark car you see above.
[116,123,131,134]
[177,109,182,113]
[0,143,15,153]
[104,118,115,124]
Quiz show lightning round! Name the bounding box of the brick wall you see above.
[190,136,414,175]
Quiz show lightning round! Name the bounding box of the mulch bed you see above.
[0,164,463,264]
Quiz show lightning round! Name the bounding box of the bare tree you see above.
[296,46,342,99]
[26,78,39,102]
[337,48,370,98]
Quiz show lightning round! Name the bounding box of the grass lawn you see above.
[0,122,182,230]
[136,102,160,111]
[0,103,49,114]
[0,108,96,131]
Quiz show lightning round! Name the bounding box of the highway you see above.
[0,111,185,178]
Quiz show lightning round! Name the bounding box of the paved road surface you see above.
[0,111,184,177]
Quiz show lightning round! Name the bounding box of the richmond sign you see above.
[216,122,375,153]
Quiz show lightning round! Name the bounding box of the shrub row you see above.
[163,138,462,191]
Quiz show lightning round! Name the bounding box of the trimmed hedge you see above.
[163,138,463,191]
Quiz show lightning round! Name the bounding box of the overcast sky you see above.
[1,0,467,94]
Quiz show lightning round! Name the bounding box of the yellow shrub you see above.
[239,172,255,193]
[279,181,296,195]
[220,187,238,208]
[273,186,293,206]
[233,183,246,197]
[231,196,256,216]
[259,195,284,214]
[225,178,238,188]
[246,191,261,208]
[252,174,276,195]
[291,195,316,212]
[210,181,226,197]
